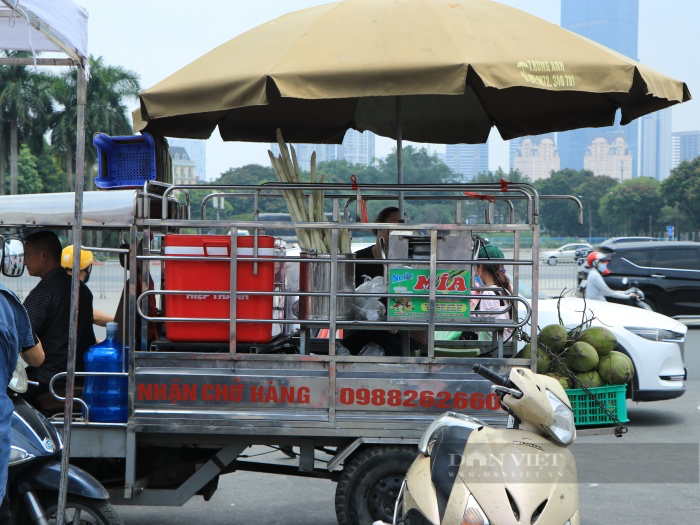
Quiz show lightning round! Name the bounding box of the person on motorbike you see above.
[0,284,44,517]
[584,251,637,302]
[61,246,113,327]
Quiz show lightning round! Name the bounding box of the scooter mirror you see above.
[9,357,28,393]
[2,238,25,277]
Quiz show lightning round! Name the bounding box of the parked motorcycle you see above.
[5,361,122,524]
[375,364,579,525]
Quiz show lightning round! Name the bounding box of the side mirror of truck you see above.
[2,238,25,277]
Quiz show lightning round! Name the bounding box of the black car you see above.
[598,241,700,317]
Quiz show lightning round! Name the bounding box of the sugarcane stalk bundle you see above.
[268,129,352,254]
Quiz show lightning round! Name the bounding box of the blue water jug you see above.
[83,322,128,422]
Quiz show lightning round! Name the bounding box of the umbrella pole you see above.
[396,96,404,219]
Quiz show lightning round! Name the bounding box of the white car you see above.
[540,242,592,266]
[520,287,687,402]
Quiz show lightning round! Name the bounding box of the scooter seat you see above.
[430,425,473,520]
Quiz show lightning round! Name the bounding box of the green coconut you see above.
[546,373,572,390]
[598,350,635,385]
[577,326,617,357]
[574,369,604,389]
[565,341,599,372]
[550,359,571,377]
[517,343,551,374]
[539,324,568,353]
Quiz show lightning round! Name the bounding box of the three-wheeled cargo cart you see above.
[0,180,582,524]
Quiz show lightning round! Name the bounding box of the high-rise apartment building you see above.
[558,0,639,175]
[671,131,700,169]
[269,130,375,172]
[342,129,376,167]
[445,143,488,181]
[170,147,199,186]
[583,135,633,181]
[510,134,559,181]
[640,109,672,180]
[168,138,206,181]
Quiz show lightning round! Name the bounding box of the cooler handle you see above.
[202,241,231,257]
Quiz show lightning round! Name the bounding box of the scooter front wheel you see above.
[32,494,123,525]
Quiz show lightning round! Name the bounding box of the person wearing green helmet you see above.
[472,244,514,341]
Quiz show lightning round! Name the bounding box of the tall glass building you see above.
[269,130,376,172]
[558,0,639,175]
[168,138,207,181]
[445,143,489,181]
[671,131,700,169]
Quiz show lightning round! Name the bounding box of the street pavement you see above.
[117,327,700,524]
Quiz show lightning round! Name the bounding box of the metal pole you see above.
[396,97,404,220]
[57,63,87,525]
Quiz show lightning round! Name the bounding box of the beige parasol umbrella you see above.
[135,0,690,146]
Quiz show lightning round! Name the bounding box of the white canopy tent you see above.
[1,1,89,522]
[0,0,88,61]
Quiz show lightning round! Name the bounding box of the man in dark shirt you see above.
[343,207,427,356]
[22,231,96,408]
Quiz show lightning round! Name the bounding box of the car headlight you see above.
[418,412,487,456]
[462,494,490,525]
[541,390,576,446]
[9,445,33,465]
[625,327,685,342]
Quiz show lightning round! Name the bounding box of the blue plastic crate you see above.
[93,133,156,189]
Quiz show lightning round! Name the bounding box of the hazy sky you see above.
[77,0,698,180]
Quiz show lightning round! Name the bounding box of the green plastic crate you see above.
[565,385,629,426]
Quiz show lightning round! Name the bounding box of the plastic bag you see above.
[359,342,385,357]
[354,275,387,321]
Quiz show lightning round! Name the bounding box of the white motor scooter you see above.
[376,364,579,525]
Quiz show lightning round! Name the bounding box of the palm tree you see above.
[51,55,141,191]
[50,72,77,191]
[0,51,53,194]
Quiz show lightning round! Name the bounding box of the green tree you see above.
[35,142,65,193]
[660,157,700,232]
[471,168,531,223]
[50,73,78,191]
[316,159,380,185]
[51,55,140,191]
[376,146,455,185]
[599,177,663,236]
[534,169,593,236]
[575,175,618,239]
[658,205,693,239]
[0,52,53,194]
[370,146,457,224]
[13,144,42,194]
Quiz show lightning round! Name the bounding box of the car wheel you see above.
[547,257,557,266]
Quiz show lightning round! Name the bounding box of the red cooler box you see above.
[163,234,276,343]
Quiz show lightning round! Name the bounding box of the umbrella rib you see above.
[465,68,496,128]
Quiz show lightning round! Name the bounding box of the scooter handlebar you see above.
[472,364,517,390]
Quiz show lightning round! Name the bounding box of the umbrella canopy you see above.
[135,0,690,144]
